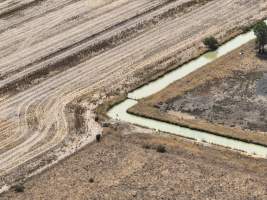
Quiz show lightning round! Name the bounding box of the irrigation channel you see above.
[108,20,267,158]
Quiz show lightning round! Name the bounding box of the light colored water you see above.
[108,21,267,158]
[128,31,255,100]
[108,99,267,157]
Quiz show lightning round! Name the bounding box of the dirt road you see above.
[0,0,266,188]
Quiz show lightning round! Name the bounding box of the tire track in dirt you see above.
[0,0,266,189]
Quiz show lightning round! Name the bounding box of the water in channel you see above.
[108,20,267,158]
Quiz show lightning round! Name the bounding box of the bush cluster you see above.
[203,36,219,50]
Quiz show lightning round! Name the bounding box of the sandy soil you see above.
[0,0,266,191]
[1,125,267,199]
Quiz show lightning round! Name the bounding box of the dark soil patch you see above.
[166,70,267,132]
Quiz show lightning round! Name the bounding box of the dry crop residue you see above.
[0,0,266,189]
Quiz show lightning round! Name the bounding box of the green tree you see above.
[203,36,219,50]
[253,21,267,54]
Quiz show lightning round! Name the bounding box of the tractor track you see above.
[0,0,266,190]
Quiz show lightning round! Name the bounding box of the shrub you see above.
[13,184,25,193]
[253,21,267,54]
[89,178,94,183]
[142,144,151,149]
[96,134,101,142]
[203,36,219,50]
[94,116,99,122]
[156,145,166,153]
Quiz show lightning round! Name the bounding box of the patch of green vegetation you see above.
[253,21,267,54]
[203,36,219,50]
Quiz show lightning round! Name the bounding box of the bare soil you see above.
[167,70,267,132]
[0,0,267,193]
[1,125,267,200]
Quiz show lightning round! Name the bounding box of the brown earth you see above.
[0,0,267,194]
[1,124,267,200]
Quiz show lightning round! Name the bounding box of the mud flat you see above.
[130,41,267,147]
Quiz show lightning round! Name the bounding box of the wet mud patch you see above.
[165,70,267,132]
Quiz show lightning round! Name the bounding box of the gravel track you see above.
[0,0,266,188]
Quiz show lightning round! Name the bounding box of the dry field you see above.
[0,0,266,192]
[2,125,267,199]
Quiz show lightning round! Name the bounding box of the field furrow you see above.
[0,0,266,190]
